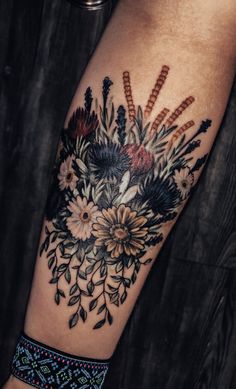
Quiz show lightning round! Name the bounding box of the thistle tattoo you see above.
[40,66,212,330]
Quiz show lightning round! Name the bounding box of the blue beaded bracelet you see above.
[11,332,110,389]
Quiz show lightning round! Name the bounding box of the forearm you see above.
[6,0,236,387]
[23,0,236,358]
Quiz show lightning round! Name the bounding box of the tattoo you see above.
[40,66,212,329]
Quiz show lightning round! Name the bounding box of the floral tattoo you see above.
[40,65,212,329]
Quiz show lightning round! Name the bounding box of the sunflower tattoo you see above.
[40,66,212,329]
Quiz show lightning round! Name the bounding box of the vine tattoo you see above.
[40,65,212,330]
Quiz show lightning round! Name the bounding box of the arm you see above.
[6,0,236,387]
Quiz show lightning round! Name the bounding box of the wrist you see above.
[3,376,31,389]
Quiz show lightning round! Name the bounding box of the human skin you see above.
[4,0,236,387]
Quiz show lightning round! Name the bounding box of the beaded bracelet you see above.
[11,332,110,389]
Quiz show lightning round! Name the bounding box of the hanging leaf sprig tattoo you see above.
[40,65,212,330]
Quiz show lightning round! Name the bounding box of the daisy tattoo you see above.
[40,66,212,330]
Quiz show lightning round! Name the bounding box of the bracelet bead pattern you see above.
[11,333,109,389]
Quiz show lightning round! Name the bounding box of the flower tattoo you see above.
[58,155,78,191]
[67,197,100,241]
[40,65,212,329]
[93,204,148,258]
[173,168,194,199]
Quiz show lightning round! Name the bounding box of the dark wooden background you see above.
[0,0,236,388]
